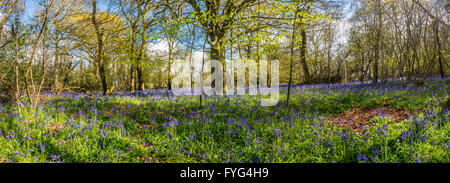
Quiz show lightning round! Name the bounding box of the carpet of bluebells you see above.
[0,77,449,163]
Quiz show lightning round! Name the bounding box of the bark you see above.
[372,1,382,85]
[209,32,225,89]
[327,38,332,84]
[91,0,108,95]
[286,5,299,106]
[137,40,146,91]
[189,26,197,87]
[137,56,145,91]
[300,26,310,84]
[130,60,136,93]
[130,26,137,93]
[54,38,60,90]
[81,62,86,87]
[167,38,175,91]
[434,21,445,78]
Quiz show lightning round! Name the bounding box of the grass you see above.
[0,77,449,163]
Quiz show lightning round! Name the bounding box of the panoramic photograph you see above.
[0,0,449,168]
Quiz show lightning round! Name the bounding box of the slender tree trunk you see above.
[130,27,137,93]
[137,61,144,91]
[14,19,20,105]
[130,60,136,93]
[167,39,175,91]
[229,29,234,93]
[91,0,107,95]
[327,40,332,84]
[81,62,86,87]
[189,26,197,89]
[199,36,207,108]
[15,65,20,105]
[434,21,445,78]
[344,59,348,82]
[54,38,59,90]
[372,1,382,86]
[300,25,310,84]
[287,5,299,106]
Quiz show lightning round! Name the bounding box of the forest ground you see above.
[0,76,449,163]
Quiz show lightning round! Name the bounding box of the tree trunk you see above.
[372,1,382,86]
[137,30,147,91]
[137,43,146,91]
[434,21,445,78]
[300,25,310,84]
[98,51,107,95]
[327,40,332,84]
[129,26,137,93]
[287,5,299,106]
[209,32,225,90]
[167,39,174,90]
[54,39,60,90]
[91,0,107,95]
[81,62,86,87]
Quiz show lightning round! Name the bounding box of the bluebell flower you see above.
[189,133,195,140]
[401,131,407,141]
[356,152,362,162]
[98,139,104,148]
[40,143,45,151]
[416,156,421,163]
[362,155,368,162]
[227,119,233,126]
[51,155,61,161]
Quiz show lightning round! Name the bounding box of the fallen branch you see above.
[57,87,94,98]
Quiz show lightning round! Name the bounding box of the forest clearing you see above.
[0,0,449,164]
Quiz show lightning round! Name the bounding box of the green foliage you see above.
[0,78,448,163]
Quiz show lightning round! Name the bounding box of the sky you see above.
[22,0,109,22]
[0,1,35,22]
[23,0,38,22]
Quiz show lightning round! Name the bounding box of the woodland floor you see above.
[328,104,423,133]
